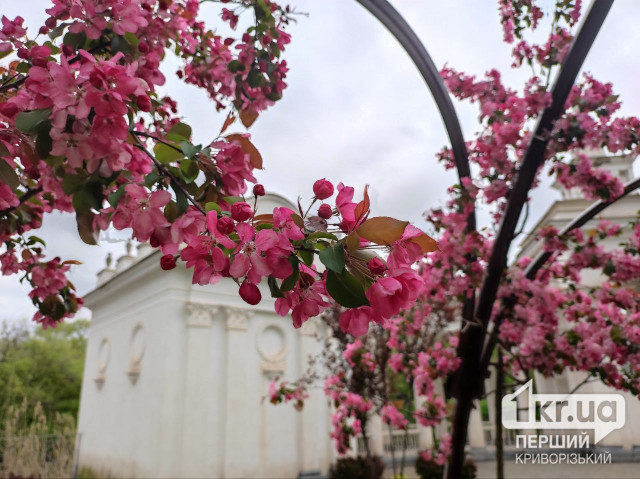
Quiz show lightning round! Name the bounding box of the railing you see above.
[481,422,518,447]
[356,425,420,456]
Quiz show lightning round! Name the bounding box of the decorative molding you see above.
[127,322,146,385]
[225,307,251,331]
[261,360,285,376]
[95,337,110,389]
[127,365,141,385]
[186,303,218,328]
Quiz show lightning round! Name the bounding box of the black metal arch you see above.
[473,0,615,328]
[355,0,476,230]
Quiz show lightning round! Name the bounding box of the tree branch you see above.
[131,132,207,216]
[0,187,43,216]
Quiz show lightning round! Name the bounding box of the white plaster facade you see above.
[76,194,333,478]
[515,151,640,449]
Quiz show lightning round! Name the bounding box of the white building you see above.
[512,151,640,451]
[75,194,333,479]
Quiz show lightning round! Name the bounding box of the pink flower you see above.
[112,185,171,242]
[381,404,408,430]
[366,270,423,319]
[339,306,379,337]
[273,207,304,241]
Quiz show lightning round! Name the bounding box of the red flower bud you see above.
[317,203,333,219]
[61,44,74,58]
[160,254,177,271]
[231,202,253,222]
[17,48,29,59]
[136,94,152,112]
[138,41,150,54]
[217,216,235,235]
[253,184,266,197]
[239,281,261,305]
[313,178,334,200]
[367,257,386,276]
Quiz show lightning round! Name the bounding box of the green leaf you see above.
[319,242,345,273]
[63,31,86,49]
[205,202,221,213]
[167,122,192,141]
[15,109,52,134]
[144,172,160,187]
[0,158,19,190]
[153,142,183,163]
[61,175,85,195]
[267,275,284,298]
[111,35,131,55]
[281,256,300,292]
[298,248,314,267]
[307,232,339,241]
[124,32,140,48]
[325,269,369,308]
[180,141,201,159]
[16,62,30,74]
[107,184,126,208]
[223,195,243,205]
[0,49,12,60]
[35,121,53,158]
[72,183,103,214]
[171,180,188,216]
[180,159,199,183]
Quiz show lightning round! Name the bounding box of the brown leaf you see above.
[356,216,409,245]
[62,260,83,266]
[253,213,274,225]
[410,232,439,254]
[76,212,98,245]
[345,232,360,253]
[220,112,236,134]
[226,134,263,169]
[354,184,370,224]
[291,213,305,228]
[240,109,259,128]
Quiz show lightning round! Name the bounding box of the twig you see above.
[0,187,43,216]
[130,132,207,216]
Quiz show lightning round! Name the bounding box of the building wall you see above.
[77,248,332,478]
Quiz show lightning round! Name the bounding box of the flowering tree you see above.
[2,1,640,478]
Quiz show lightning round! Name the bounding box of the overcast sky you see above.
[2,1,639,323]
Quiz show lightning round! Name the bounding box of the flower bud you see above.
[136,94,152,112]
[313,178,334,200]
[367,257,386,276]
[61,44,74,58]
[317,203,332,219]
[138,41,150,54]
[160,254,177,270]
[253,184,265,197]
[239,281,261,305]
[217,216,235,235]
[17,48,29,59]
[231,202,253,222]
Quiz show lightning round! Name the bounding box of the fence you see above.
[0,434,78,479]
[357,425,420,456]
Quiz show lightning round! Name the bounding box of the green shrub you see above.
[329,455,384,479]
